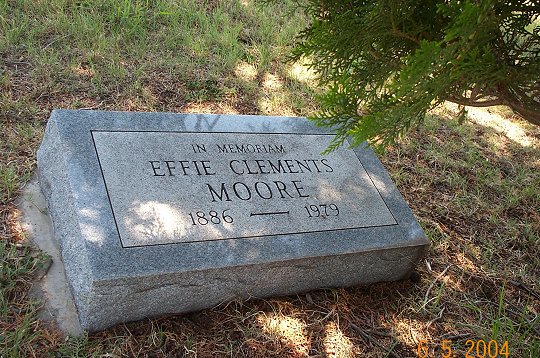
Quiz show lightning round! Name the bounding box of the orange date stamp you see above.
[417,339,509,358]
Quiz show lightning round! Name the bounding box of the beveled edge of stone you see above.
[85,244,427,331]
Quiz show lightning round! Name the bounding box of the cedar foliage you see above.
[288,0,540,150]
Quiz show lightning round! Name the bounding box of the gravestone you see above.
[37,109,428,331]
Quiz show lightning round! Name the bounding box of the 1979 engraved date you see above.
[304,204,339,218]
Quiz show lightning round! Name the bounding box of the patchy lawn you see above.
[1,1,539,357]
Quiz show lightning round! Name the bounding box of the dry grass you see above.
[1,1,539,357]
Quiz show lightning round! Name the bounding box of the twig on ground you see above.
[78,101,105,110]
[42,34,70,50]
[510,280,540,301]
[365,328,394,338]
[427,307,445,328]
[441,332,472,340]
[350,323,401,358]
[425,260,432,273]
[422,265,451,312]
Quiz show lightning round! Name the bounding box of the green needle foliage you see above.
[287,0,540,150]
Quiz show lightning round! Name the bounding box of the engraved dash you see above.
[250,211,290,217]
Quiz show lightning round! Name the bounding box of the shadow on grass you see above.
[79,281,421,357]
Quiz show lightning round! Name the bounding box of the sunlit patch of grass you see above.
[183,101,239,115]
[258,95,297,116]
[235,61,258,82]
[288,59,318,85]
[257,312,309,355]
[323,321,355,357]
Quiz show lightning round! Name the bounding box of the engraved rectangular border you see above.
[90,130,398,248]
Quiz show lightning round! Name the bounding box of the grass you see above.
[0,241,50,357]
[1,0,539,357]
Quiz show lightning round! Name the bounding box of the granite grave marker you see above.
[37,110,428,331]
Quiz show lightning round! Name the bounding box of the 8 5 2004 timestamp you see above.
[417,339,509,358]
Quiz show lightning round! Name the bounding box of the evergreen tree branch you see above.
[390,29,421,45]
[280,0,540,149]
[447,96,504,108]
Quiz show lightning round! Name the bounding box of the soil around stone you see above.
[17,173,83,336]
